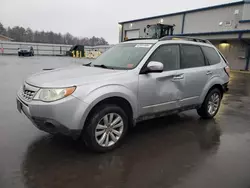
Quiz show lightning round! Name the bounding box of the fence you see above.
[85,45,113,59]
[0,41,112,56]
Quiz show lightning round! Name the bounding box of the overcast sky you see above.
[0,0,239,44]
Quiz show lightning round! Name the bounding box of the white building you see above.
[119,0,250,70]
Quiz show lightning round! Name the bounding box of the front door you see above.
[138,44,183,116]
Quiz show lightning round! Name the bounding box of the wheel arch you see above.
[79,86,138,131]
[200,81,224,104]
[207,84,223,96]
[84,96,134,129]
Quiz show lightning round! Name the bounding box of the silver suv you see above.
[17,37,230,152]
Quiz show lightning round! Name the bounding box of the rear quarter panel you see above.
[199,63,229,103]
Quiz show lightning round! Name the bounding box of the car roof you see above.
[122,36,213,46]
[122,39,158,44]
[122,39,215,49]
[158,40,214,47]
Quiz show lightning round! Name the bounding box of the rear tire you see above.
[197,88,222,119]
[83,104,128,152]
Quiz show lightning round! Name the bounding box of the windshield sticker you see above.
[135,44,152,48]
[127,64,134,68]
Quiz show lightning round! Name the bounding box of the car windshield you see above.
[92,43,153,70]
[21,47,30,50]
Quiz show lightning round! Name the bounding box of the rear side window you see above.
[201,46,221,65]
[180,45,206,69]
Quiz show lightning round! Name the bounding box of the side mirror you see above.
[146,61,164,73]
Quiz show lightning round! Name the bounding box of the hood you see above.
[26,66,126,88]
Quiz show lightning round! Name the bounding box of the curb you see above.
[231,70,250,74]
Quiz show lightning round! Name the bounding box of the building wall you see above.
[238,22,250,30]
[211,40,246,70]
[242,3,250,20]
[184,5,243,33]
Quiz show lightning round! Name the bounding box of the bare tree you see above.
[0,22,6,35]
[0,22,108,45]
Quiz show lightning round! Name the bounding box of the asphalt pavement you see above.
[1,55,250,188]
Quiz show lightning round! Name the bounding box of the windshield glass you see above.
[146,25,161,39]
[20,48,30,50]
[92,43,153,70]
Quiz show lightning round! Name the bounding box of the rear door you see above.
[179,44,211,107]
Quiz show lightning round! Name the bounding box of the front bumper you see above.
[19,51,30,54]
[16,91,89,138]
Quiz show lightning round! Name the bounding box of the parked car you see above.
[16,37,230,152]
[18,46,34,56]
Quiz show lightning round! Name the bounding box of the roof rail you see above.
[159,36,211,44]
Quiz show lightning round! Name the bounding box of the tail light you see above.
[224,66,230,77]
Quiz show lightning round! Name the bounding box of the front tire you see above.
[83,104,128,152]
[197,88,222,119]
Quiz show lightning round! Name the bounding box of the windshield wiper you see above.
[82,62,92,66]
[43,68,54,71]
[93,64,114,69]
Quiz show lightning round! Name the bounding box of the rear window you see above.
[201,46,221,65]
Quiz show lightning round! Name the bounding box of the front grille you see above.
[22,90,35,101]
[20,83,39,101]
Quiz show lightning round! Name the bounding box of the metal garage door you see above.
[125,30,140,39]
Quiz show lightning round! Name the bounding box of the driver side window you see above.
[147,44,179,71]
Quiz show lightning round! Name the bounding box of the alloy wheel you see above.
[95,113,124,147]
[207,93,220,116]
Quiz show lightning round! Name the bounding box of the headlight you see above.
[34,87,76,102]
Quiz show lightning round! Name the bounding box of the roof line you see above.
[0,34,14,41]
[119,1,245,24]
[176,29,250,36]
[239,19,250,23]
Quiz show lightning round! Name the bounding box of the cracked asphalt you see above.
[1,56,250,188]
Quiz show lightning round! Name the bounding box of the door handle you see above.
[172,74,184,80]
[206,71,213,75]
